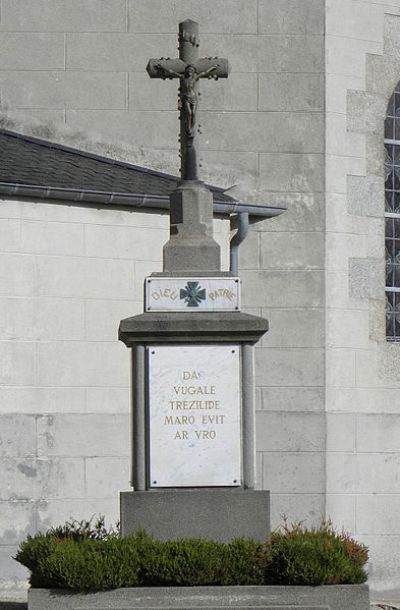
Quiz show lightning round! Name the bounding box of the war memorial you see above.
[19,18,367,610]
[118,19,271,542]
[1,1,400,605]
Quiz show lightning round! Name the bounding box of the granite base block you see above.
[120,489,270,542]
[28,585,370,610]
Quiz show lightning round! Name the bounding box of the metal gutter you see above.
[0,182,286,221]
[230,212,249,274]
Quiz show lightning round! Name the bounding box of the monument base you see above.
[28,585,371,610]
[120,489,270,542]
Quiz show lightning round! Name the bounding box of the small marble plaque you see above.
[145,277,240,311]
[148,345,241,487]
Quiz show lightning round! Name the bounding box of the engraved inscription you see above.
[148,345,241,487]
[145,277,240,312]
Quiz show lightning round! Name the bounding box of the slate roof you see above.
[0,128,233,204]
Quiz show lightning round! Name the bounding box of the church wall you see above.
[0,197,162,596]
[239,0,327,530]
[324,0,400,598]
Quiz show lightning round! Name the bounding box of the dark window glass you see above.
[385,83,400,339]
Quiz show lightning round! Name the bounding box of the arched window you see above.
[385,82,400,340]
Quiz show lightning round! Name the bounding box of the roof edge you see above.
[0,128,227,194]
[0,182,286,220]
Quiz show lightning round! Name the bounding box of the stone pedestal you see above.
[29,584,371,610]
[120,489,270,542]
[119,310,270,542]
[164,181,221,273]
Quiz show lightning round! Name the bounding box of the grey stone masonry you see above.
[120,489,270,542]
[119,311,269,346]
[27,585,370,610]
[163,181,221,273]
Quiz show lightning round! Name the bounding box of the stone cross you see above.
[147,19,230,181]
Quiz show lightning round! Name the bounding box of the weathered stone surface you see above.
[65,110,177,150]
[270,493,325,529]
[260,232,324,270]
[0,71,127,111]
[258,386,325,412]
[128,0,258,34]
[260,308,324,348]
[255,347,324,387]
[119,311,268,346]
[66,33,176,72]
[36,342,128,387]
[78,607,328,610]
[262,452,325,494]
[202,112,324,153]
[36,414,130,458]
[241,270,324,308]
[0,415,36,458]
[121,490,270,542]
[258,0,325,34]
[327,452,400,494]
[256,412,325,451]
[348,258,384,300]
[163,183,220,273]
[85,458,131,498]
[35,255,135,300]
[0,297,85,341]
[0,33,64,70]
[347,175,384,218]
[258,73,324,112]
[1,0,126,32]
[258,153,324,193]
[0,457,85,502]
[28,584,370,610]
[0,501,37,544]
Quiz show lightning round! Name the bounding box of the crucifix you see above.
[147,19,230,181]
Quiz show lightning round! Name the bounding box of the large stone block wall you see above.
[237,0,326,528]
[324,0,400,598]
[0,198,162,596]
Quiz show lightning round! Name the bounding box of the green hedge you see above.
[14,520,368,591]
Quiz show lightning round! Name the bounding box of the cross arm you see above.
[147,57,230,79]
[146,58,186,78]
[193,58,230,79]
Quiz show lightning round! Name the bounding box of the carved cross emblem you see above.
[180,281,206,307]
[147,19,230,181]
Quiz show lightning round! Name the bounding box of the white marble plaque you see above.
[148,345,241,487]
[145,277,240,312]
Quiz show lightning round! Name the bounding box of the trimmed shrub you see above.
[264,521,368,586]
[15,535,57,588]
[36,538,140,591]
[137,535,264,586]
[14,518,368,591]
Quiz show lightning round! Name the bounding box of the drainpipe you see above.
[230,211,249,275]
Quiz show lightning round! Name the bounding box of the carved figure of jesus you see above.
[156,63,217,137]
